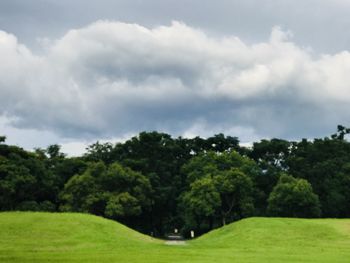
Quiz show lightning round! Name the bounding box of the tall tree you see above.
[215,169,254,225]
[249,138,293,215]
[181,176,220,232]
[287,133,350,217]
[181,151,257,231]
[112,131,185,235]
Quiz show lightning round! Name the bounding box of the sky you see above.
[1,0,350,155]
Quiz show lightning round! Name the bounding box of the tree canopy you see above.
[1,127,350,236]
[267,174,321,218]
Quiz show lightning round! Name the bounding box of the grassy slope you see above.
[0,212,350,262]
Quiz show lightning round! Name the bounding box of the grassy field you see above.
[1,212,350,262]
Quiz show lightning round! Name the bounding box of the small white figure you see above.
[190,230,194,238]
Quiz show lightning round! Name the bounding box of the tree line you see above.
[1,126,350,237]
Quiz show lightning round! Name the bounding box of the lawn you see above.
[1,212,350,262]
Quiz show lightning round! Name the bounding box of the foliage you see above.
[181,176,220,231]
[267,174,321,217]
[1,127,350,237]
[181,151,256,232]
[287,136,350,217]
[60,162,151,221]
[84,141,114,164]
[0,144,57,211]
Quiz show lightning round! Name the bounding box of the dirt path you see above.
[164,240,187,245]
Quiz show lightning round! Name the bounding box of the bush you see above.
[16,201,40,211]
[39,201,56,212]
[16,200,56,212]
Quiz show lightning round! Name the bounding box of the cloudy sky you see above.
[1,0,350,155]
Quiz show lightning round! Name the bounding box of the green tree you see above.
[215,169,254,225]
[0,159,36,210]
[181,177,220,231]
[84,141,114,164]
[105,192,142,218]
[267,174,321,218]
[60,162,151,223]
[181,151,257,230]
[287,134,350,217]
[0,143,57,211]
[113,131,185,234]
[46,144,66,159]
[249,138,293,215]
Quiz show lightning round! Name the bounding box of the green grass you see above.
[1,212,350,262]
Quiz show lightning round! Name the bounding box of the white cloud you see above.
[1,20,350,145]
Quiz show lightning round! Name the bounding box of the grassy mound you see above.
[192,217,350,262]
[1,212,350,262]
